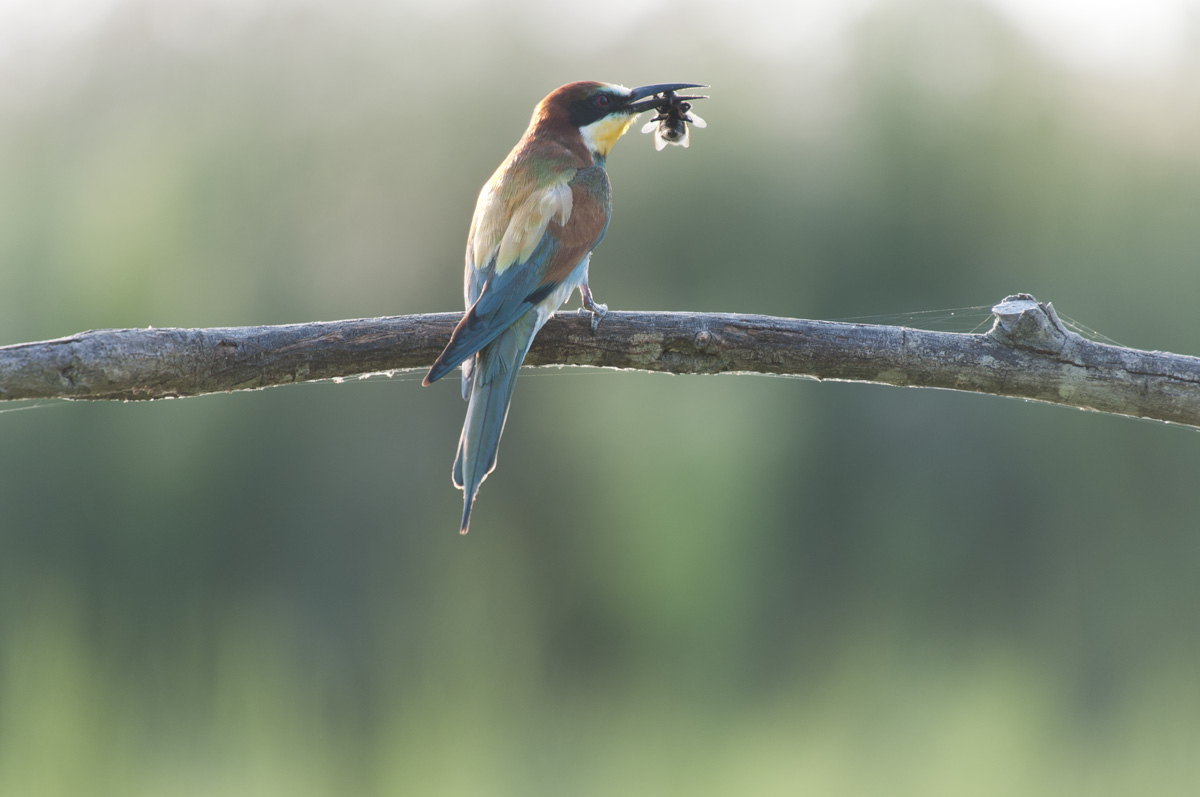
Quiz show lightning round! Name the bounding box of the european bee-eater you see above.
[423,80,705,534]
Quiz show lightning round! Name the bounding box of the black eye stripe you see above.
[568,92,622,128]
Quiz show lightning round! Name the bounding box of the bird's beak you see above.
[625,82,708,114]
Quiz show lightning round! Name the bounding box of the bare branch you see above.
[2,294,1199,429]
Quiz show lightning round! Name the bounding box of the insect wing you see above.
[641,120,658,134]
[686,111,707,129]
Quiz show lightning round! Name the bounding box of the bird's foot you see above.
[580,302,608,331]
[579,284,608,331]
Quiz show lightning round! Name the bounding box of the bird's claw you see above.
[578,302,607,331]
[579,283,607,331]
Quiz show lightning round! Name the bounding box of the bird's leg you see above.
[578,281,608,331]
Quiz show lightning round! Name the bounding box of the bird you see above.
[423,80,705,534]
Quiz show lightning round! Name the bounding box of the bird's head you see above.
[532,81,706,159]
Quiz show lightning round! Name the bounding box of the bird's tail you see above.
[452,312,541,534]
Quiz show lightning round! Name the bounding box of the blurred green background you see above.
[3,0,1200,793]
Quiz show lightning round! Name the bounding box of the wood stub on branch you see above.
[983,294,1200,427]
[2,294,1199,429]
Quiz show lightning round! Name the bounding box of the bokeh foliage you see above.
[3,1,1200,793]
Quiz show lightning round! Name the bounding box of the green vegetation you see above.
[3,1,1200,793]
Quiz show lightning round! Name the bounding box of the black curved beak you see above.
[625,82,708,114]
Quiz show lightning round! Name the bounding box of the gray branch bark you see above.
[2,294,1199,429]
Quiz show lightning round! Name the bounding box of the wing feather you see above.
[495,182,572,275]
[424,158,609,386]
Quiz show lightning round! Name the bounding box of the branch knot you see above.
[988,294,1073,355]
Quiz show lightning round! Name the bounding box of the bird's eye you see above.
[593,94,611,109]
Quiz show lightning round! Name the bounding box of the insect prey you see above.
[641,90,708,151]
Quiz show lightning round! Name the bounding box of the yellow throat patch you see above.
[579,114,635,158]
